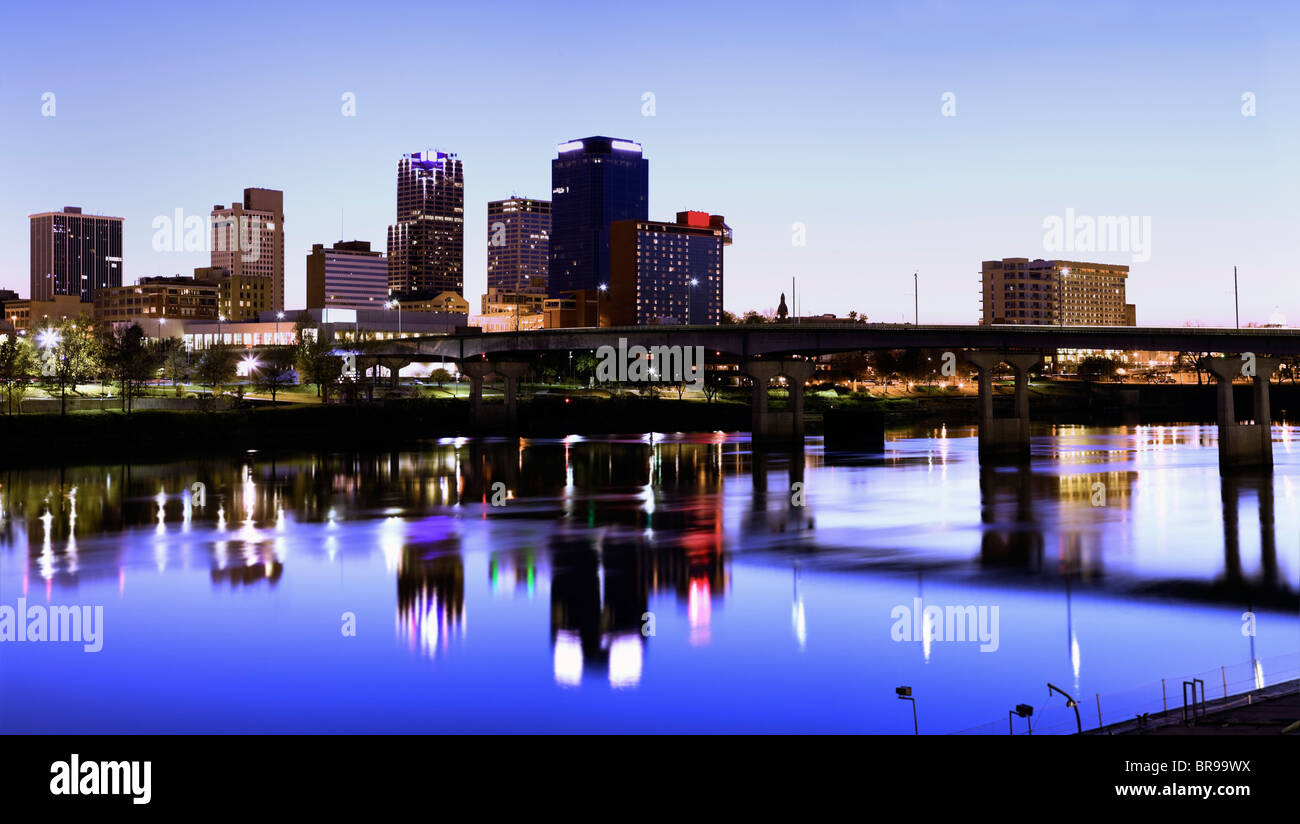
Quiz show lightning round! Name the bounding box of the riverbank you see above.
[4,381,1297,467]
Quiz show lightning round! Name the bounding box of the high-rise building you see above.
[387,151,464,298]
[980,258,1134,326]
[307,241,388,311]
[548,137,648,298]
[487,197,550,294]
[29,206,124,303]
[210,188,285,316]
[609,211,730,326]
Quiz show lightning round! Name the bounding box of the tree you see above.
[1078,356,1119,382]
[430,368,452,391]
[162,340,192,392]
[195,346,239,398]
[100,323,161,413]
[295,337,342,397]
[253,346,297,401]
[36,317,100,415]
[0,334,38,414]
[742,310,768,325]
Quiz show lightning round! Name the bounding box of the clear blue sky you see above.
[1,0,1296,325]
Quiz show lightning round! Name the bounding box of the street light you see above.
[1047,683,1083,734]
[1009,703,1034,735]
[688,278,699,326]
[157,316,166,341]
[896,686,918,735]
[597,283,608,328]
[276,311,285,345]
[385,299,401,337]
[1058,266,1070,327]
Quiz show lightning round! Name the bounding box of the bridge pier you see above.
[462,360,529,432]
[965,351,1043,459]
[743,358,816,443]
[1202,356,1279,473]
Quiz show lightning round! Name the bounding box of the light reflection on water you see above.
[0,425,1297,733]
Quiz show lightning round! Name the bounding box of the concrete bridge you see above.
[357,323,1300,471]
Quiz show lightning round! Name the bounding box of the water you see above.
[2,425,1297,733]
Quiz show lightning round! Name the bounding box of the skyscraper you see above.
[29,206,124,303]
[548,137,648,298]
[210,188,285,316]
[610,211,730,326]
[487,197,550,294]
[387,151,464,298]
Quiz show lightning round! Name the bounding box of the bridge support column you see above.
[965,351,1043,459]
[1203,356,1279,473]
[461,360,529,432]
[743,358,816,443]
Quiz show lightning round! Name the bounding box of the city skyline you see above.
[1,1,1297,326]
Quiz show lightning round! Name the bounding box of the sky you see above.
[1,0,1297,326]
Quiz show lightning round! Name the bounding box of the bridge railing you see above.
[950,651,1300,735]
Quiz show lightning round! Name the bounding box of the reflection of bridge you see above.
[367,323,1300,471]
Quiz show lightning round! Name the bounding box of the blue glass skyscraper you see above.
[548,137,648,298]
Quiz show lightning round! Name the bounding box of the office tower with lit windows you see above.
[387,151,464,298]
[487,197,550,294]
[29,206,124,303]
[210,188,285,317]
[609,211,730,326]
[307,240,388,311]
[980,258,1134,326]
[548,137,648,298]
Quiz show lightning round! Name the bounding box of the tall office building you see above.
[548,137,648,298]
[29,206,124,302]
[387,151,464,297]
[980,258,1134,326]
[210,188,285,316]
[307,240,388,311]
[610,211,730,326]
[487,197,550,294]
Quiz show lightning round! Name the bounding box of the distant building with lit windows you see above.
[29,206,123,304]
[609,211,730,326]
[307,240,387,311]
[94,275,219,323]
[488,198,550,294]
[388,151,464,298]
[210,188,285,314]
[981,258,1134,326]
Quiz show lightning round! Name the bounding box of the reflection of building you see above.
[981,258,1133,326]
[397,548,465,658]
[211,188,285,316]
[306,241,387,311]
[29,206,123,303]
[609,211,730,326]
[550,537,647,688]
[388,151,464,298]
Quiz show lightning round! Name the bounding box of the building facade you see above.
[387,151,464,298]
[980,258,1134,326]
[307,240,387,311]
[548,137,648,298]
[487,197,550,294]
[94,275,219,323]
[609,211,730,326]
[210,188,285,315]
[29,207,124,303]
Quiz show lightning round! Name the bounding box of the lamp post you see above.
[1058,266,1070,326]
[385,299,401,337]
[217,314,225,349]
[1047,683,1083,734]
[157,316,166,341]
[896,686,918,735]
[276,311,285,345]
[913,270,918,325]
[1009,703,1034,735]
[598,282,608,328]
[688,278,698,326]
